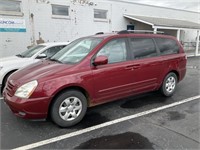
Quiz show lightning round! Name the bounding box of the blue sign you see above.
[0,18,26,32]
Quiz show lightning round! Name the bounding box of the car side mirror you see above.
[36,53,47,59]
[93,56,108,66]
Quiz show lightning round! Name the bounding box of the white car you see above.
[0,42,69,92]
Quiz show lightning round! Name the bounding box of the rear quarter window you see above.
[155,38,179,55]
[130,38,157,59]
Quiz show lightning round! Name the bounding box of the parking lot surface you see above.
[0,57,200,149]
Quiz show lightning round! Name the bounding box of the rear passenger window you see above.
[97,38,127,64]
[130,38,157,59]
[155,38,179,55]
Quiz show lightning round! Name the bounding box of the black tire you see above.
[1,71,15,94]
[50,90,87,127]
[161,72,177,97]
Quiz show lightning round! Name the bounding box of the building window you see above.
[52,4,69,16]
[0,0,22,15]
[94,9,108,20]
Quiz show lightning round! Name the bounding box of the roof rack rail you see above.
[118,30,164,34]
[95,32,104,35]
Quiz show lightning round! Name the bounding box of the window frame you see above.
[0,0,23,16]
[92,37,131,65]
[51,4,70,19]
[93,9,108,22]
[128,37,160,60]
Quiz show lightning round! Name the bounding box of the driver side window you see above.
[97,38,127,64]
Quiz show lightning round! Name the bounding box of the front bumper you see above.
[3,91,50,119]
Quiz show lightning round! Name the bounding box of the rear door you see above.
[129,37,164,93]
[92,38,134,103]
[154,38,185,81]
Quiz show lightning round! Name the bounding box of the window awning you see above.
[124,14,200,30]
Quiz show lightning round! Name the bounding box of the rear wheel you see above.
[161,72,177,97]
[50,90,87,127]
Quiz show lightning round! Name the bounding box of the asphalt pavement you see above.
[0,56,200,149]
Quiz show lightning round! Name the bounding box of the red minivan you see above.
[3,31,187,127]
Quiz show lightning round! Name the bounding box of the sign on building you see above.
[0,18,26,32]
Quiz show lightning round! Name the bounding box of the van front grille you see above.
[5,81,15,97]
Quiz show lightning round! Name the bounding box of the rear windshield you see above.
[51,37,103,64]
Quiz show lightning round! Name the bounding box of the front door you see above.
[92,38,134,103]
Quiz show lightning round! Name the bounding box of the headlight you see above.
[15,80,38,99]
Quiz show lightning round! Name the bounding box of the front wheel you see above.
[161,72,177,97]
[50,90,87,127]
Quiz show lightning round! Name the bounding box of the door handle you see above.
[125,64,141,70]
[125,65,134,70]
[132,64,141,69]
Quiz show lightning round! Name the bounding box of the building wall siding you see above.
[0,0,199,57]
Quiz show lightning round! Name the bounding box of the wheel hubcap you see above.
[59,97,82,121]
[165,76,176,93]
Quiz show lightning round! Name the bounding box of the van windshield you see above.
[50,37,102,64]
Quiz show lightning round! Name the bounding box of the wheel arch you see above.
[1,69,18,93]
[2,69,18,85]
[47,85,90,119]
[167,70,179,81]
[158,70,179,90]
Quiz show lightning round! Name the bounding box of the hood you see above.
[0,56,33,67]
[9,60,73,85]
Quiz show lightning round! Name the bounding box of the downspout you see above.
[195,30,200,56]
[109,3,112,32]
[28,0,35,46]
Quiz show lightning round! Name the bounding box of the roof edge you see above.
[123,14,200,30]
[123,14,154,26]
[123,13,200,24]
[105,0,200,14]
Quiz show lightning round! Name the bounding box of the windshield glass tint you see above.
[51,38,102,64]
[20,45,45,58]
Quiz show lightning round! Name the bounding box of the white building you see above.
[0,0,199,58]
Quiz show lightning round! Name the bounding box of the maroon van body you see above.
[3,32,187,127]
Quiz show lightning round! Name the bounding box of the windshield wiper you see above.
[47,58,63,64]
[16,54,25,58]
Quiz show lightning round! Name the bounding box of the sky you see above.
[115,0,200,12]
